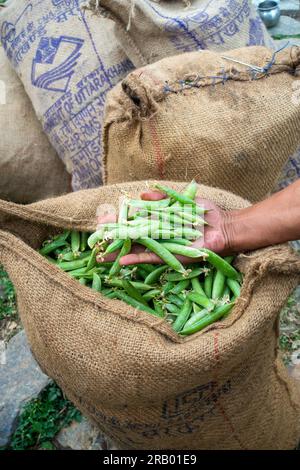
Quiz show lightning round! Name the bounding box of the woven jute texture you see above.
[103,46,300,203]
[0,47,70,203]
[0,181,300,449]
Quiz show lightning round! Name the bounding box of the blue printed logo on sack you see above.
[31,35,84,92]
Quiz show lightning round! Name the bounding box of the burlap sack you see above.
[0,0,134,190]
[0,180,299,450]
[103,46,300,203]
[87,0,274,67]
[0,47,70,203]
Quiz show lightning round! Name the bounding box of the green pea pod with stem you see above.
[155,183,196,206]
[157,238,192,246]
[227,278,241,298]
[113,291,161,317]
[80,232,89,252]
[59,250,92,262]
[170,279,190,294]
[212,270,225,300]
[182,180,198,200]
[108,238,132,278]
[191,277,207,297]
[200,250,239,280]
[71,231,80,254]
[173,298,192,332]
[157,243,205,259]
[122,280,149,307]
[187,292,214,311]
[39,239,67,256]
[166,267,207,282]
[92,273,102,292]
[103,239,124,256]
[223,285,231,300]
[106,278,153,291]
[142,289,162,301]
[136,238,186,274]
[57,258,89,272]
[145,265,168,285]
[204,270,213,298]
[180,303,234,336]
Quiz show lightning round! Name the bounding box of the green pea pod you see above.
[136,238,186,274]
[119,198,129,223]
[200,249,239,280]
[142,289,162,301]
[54,230,71,242]
[187,292,214,311]
[80,232,89,252]
[180,303,234,336]
[185,308,209,329]
[92,273,102,292]
[170,279,190,294]
[223,285,231,300]
[155,183,196,206]
[204,270,213,298]
[79,278,87,286]
[106,278,153,292]
[191,277,207,297]
[138,264,157,274]
[85,246,99,273]
[227,278,241,298]
[103,239,125,256]
[57,258,89,272]
[182,180,198,200]
[45,256,58,264]
[108,239,131,278]
[122,280,149,307]
[212,270,226,300]
[157,243,205,259]
[39,239,67,256]
[59,250,92,262]
[173,298,192,332]
[166,267,206,282]
[145,265,168,285]
[157,238,192,246]
[192,303,203,314]
[136,267,149,280]
[168,293,184,307]
[113,291,161,317]
[71,231,80,254]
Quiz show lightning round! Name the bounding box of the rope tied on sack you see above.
[221,41,291,79]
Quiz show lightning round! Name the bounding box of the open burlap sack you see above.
[0,0,134,191]
[87,0,273,67]
[0,181,299,450]
[0,47,70,203]
[103,46,300,203]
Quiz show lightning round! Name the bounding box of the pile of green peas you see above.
[39,182,242,336]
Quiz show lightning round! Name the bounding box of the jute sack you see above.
[0,47,70,203]
[0,0,134,190]
[103,46,300,203]
[0,180,300,450]
[87,0,273,67]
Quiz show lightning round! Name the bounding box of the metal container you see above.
[258,1,281,28]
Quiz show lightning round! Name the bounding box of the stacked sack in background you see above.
[0,0,134,191]
[102,45,300,203]
[0,46,70,203]
[0,0,275,192]
[87,0,274,66]
[0,181,299,449]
